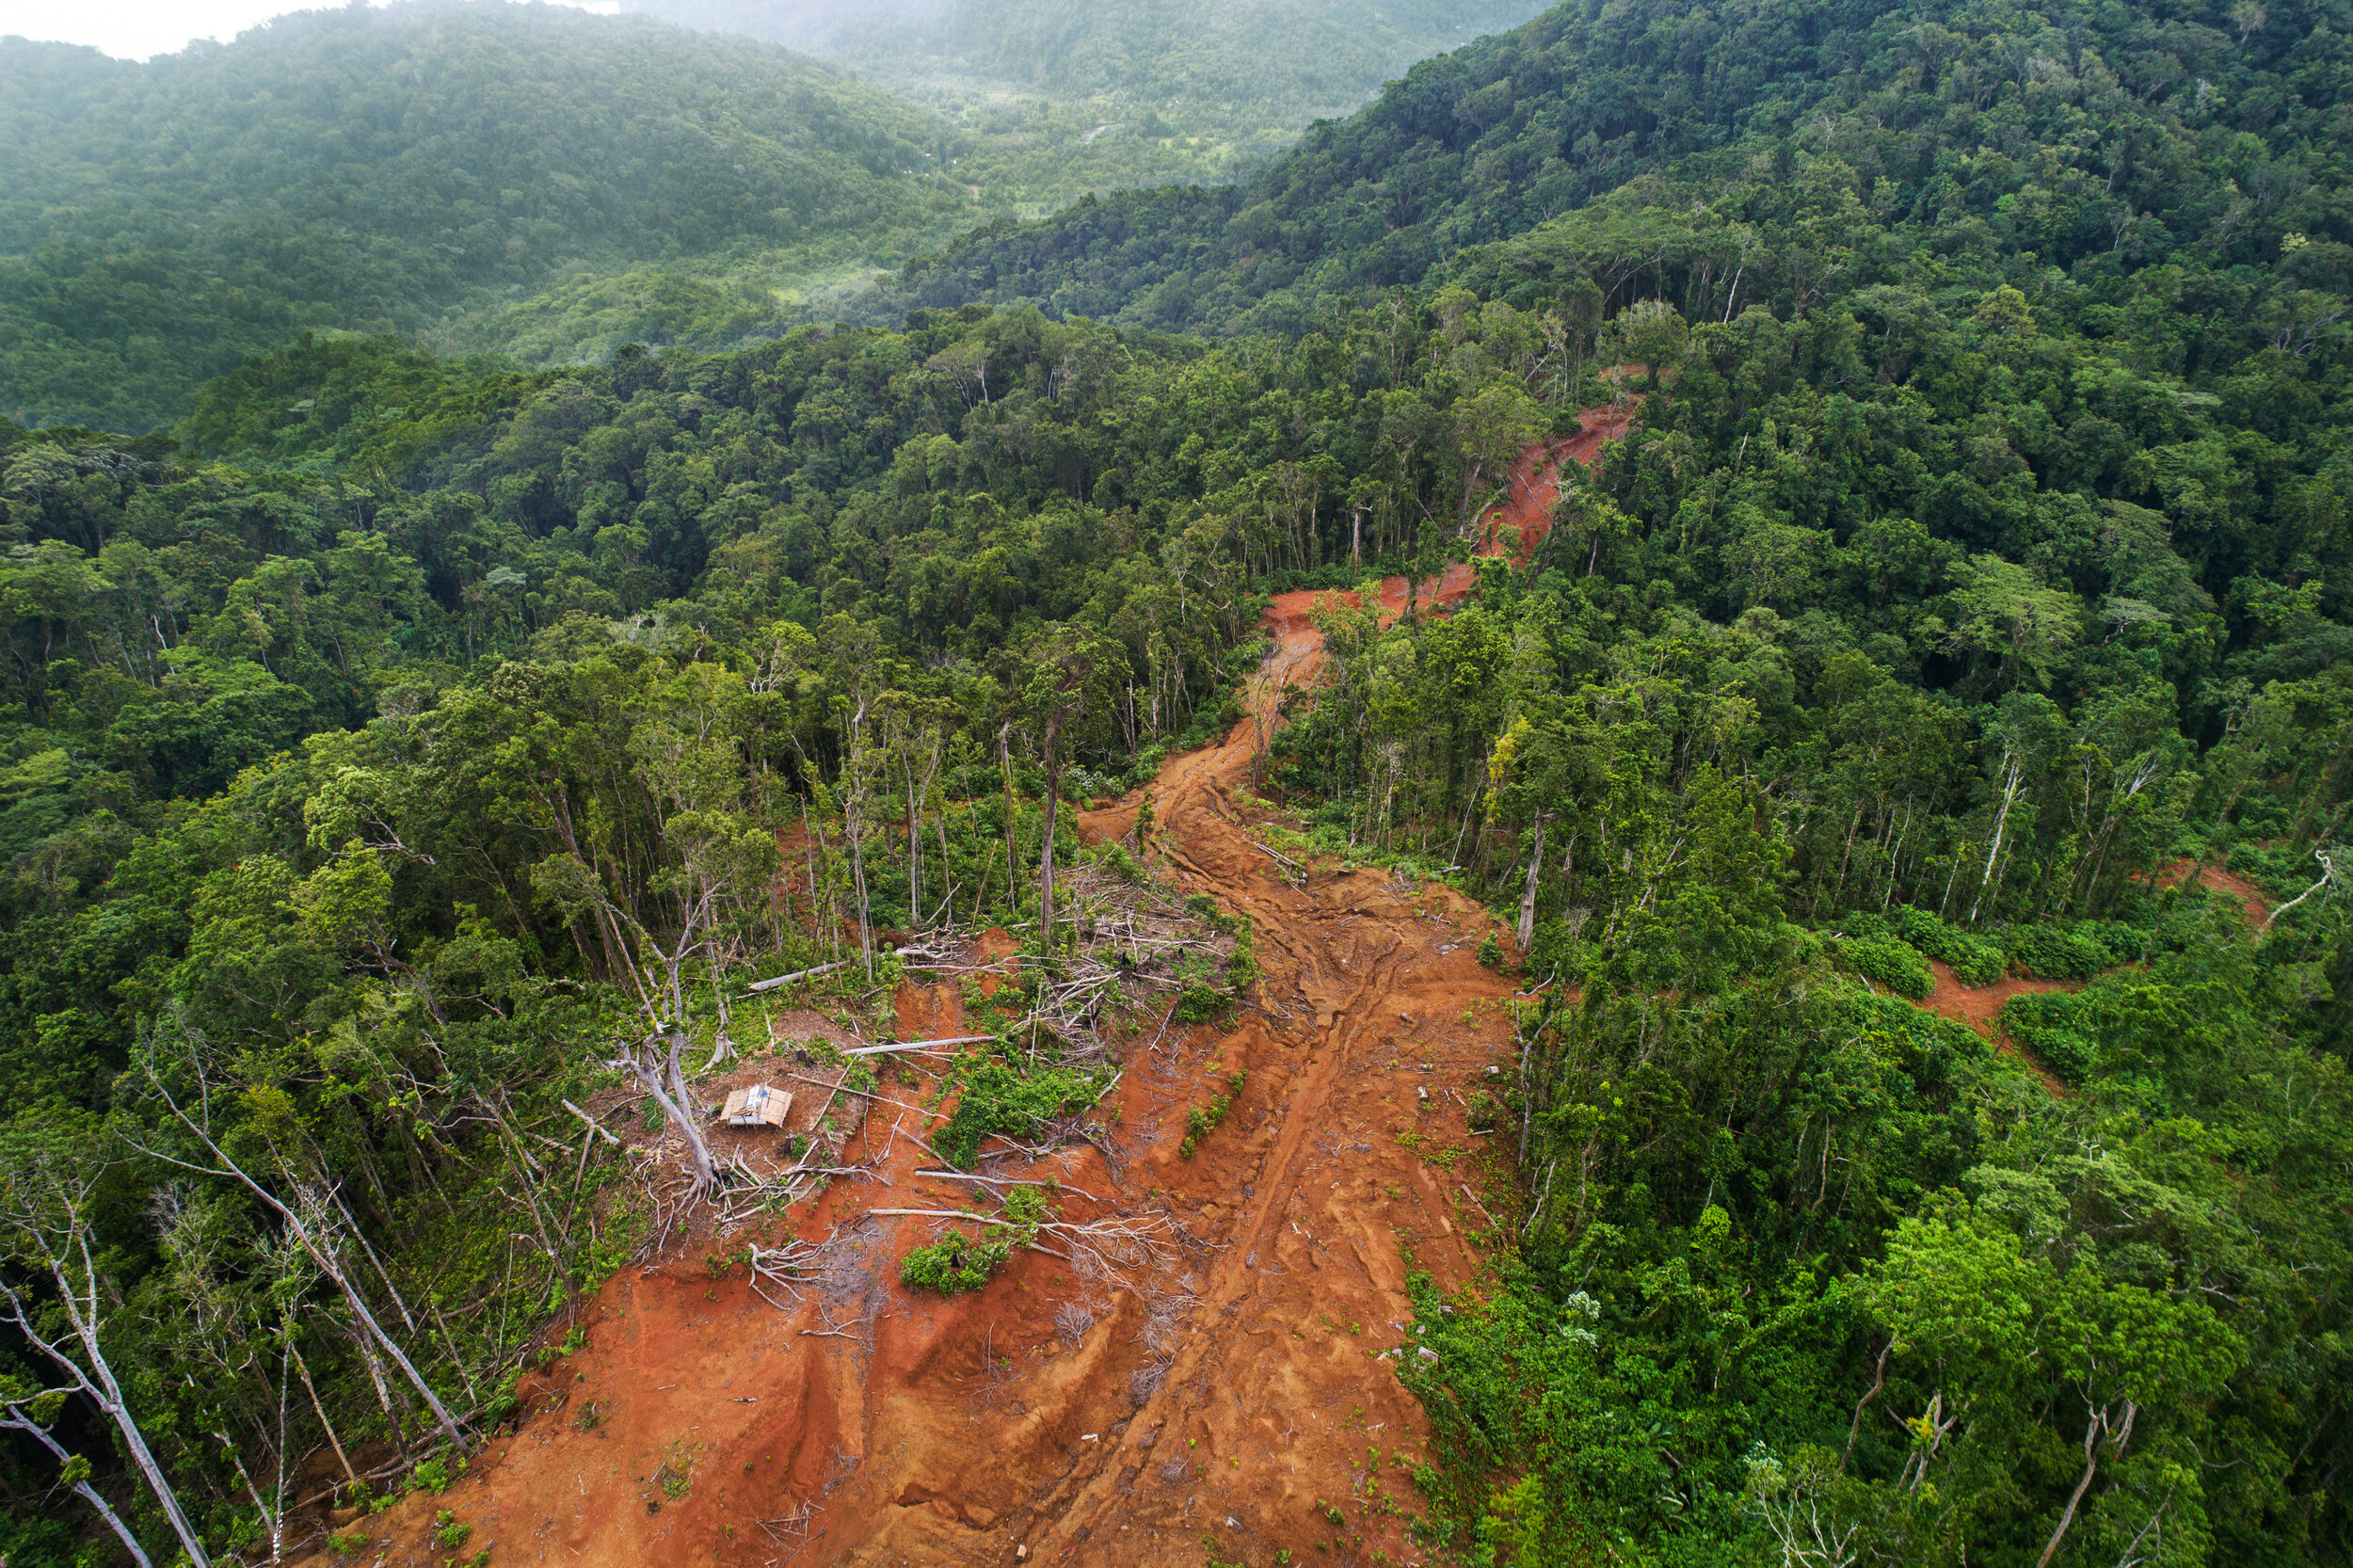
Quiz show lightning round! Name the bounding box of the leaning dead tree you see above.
[2268,845,2344,929]
[127,1029,470,1451]
[614,1030,719,1197]
[0,1141,212,1568]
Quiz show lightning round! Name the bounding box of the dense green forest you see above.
[0,1,977,432]
[885,0,2353,344]
[2,0,2351,1561]
[625,0,1548,192]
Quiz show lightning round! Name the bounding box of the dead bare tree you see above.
[126,1029,468,1449]
[1016,626,1119,942]
[0,1138,215,1567]
[614,1030,719,1198]
[0,1385,157,1568]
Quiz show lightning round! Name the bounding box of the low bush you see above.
[900,1235,1012,1294]
[2074,920,2149,966]
[1890,905,2008,985]
[1173,984,1229,1023]
[1180,1070,1248,1157]
[900,1184,1048,1295]
[2000,924,2113,981]
[2001,991,2098,1080]
[1843,936,1933,999]
[933,1063,1104,1168]
[1093,840,1146,882]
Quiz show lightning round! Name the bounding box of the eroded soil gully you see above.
[313,441,1613,1568]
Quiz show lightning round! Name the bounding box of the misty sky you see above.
[0,0,619,59]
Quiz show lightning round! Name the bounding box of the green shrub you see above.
[1225,913,1259,990]
[1094,840,1146,882]
[1843,936,1933,999]
[2001,991,2098,1080]
[933,1063,1104,1168]
[1186,892,1228,926]
[1001,1182,1052,1228]
[2074,920,2149,966]
[2000,924,2112,981]
[1891,905,2008,985]
[432,1512,472,1550]
[1173,984,1230,1023]
[900,1235,1012,1294]
[1180,1070,1248,1157]
[1465,1089,1503,1132]
[1476,933,1504,968]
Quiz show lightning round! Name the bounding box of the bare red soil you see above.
[1909,958,2081,1095]
[1898,855,2275,1095]
[2153,856,2272,928]
[306,414,1643,1568]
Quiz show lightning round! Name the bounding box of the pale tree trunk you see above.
[935,799,956,929]
[0,1399,155,1567]
[837,693,877,982]
[0,1240,213,1566]
[137,1064,469,1449]
[216,1422,284,1565]
[627,1032,716,1196]
[291,1339,360,1494]
[2037,1400,2136,1568]
[904,754,921,934]
[1969,744,2027,924]
[999,723,1022,914]
[1039,713,1068,942]
[1517,814,1548,952]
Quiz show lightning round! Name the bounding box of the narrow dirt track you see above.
[315,439,1618,1568]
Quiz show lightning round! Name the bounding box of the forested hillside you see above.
[0,2,974,432]
[0,0,2349,1560]
[888,0,2353,341]
[625,0,1547,192]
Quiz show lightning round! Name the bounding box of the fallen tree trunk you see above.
[749,960,855,993]
[841,1035,996,1057]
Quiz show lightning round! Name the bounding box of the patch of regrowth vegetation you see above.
[933,1062,1105,1168]
[1180,1070,1248,1157]
[901,1235,1014,1294]
[1839,934,1935,1000]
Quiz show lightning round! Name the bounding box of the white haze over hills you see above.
[620,0,1550,127]
[0,0,618,59]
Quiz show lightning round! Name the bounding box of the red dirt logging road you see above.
[315,425,1627,1568]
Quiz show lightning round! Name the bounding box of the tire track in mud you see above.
[1021,442,1616,1563]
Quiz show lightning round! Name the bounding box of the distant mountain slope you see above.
[627,0,1541,118]
[625,0,1549,191]
[874,0,2353,335]
[0,1,973,431]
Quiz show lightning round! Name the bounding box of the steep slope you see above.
[0,2,971,430]
[879,0,2352,335]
